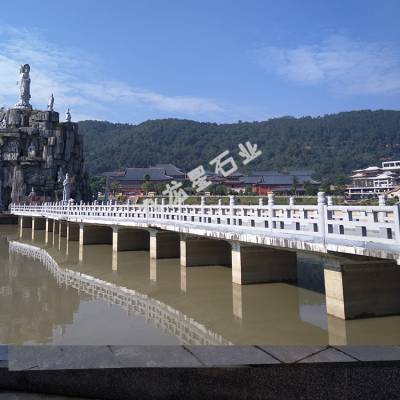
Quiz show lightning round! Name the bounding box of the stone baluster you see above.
[200,196,206,223]
[327,196,333,206]
[268,192,274,230]
[259,197,264,207]
[378,195,386,207]
[289,196,295,206]
[154,198,158,217]
[161,198,165,220]
[317,192,326,241]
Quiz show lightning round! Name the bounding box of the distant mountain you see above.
[79,110,400,179]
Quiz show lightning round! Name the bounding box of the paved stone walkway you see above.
[5,345,400,370]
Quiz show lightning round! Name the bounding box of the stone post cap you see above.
[317,192,326,205]
[268,192,275,205]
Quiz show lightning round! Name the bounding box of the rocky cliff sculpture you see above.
[0,64,90,210]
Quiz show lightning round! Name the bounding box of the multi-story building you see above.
[347,161,400,199]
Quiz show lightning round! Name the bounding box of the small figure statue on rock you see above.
[48,94,54,112]
[65,108,71,122]
[15,64,31,108]
[63,173,71,202]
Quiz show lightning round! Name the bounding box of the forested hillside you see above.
[79,110,400,179]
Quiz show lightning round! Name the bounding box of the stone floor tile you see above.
[109,345,202,367]
[186,346,280,366]
[8,346,63,371]
[336,346,400,361]
[259,346,327,363]
[51,346,121,370]
[300,347,357,363]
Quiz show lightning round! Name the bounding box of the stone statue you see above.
[63,173,71,202]
[15,64,31,108]
[48,94,54,111]
[65,108,71,122]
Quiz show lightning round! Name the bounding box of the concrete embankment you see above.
[0,346,400,399]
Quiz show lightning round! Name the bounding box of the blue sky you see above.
[0,0,399,122]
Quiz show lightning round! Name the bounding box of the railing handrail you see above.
[10,192,400,249]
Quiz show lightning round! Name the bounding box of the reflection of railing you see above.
[8,241,231,345]
[11,192,400,250]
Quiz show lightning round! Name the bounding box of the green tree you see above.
[110,180,119,194]
[142,174,154,194]
[304,181,318,196]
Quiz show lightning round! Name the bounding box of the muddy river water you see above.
[1,225,400,345]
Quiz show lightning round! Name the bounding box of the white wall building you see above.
[347,161,400,198]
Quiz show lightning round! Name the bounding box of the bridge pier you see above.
[112,226,149,252]
[52,220,59,246]
[79,224,113,245]
[149,229,180,259]
[324,257,400,320]
[45,218,53,243]
[19,216,32,237]
[67,222,80,242]
[231,243,297,284]
[150,259,157,283]
[52,220,59,234]
[31,217,46,240]
[180,235,231,267]
[58,221,67,238]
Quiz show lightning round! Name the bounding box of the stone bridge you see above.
[10,192,400,320]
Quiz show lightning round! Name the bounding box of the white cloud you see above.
[253,35,400,95]
[0,25,223,121]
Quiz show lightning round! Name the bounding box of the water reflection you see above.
[2,225,400,345]
[9,240,230,346]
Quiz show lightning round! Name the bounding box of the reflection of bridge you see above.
[8,241,231,346]
[10,193,400,320]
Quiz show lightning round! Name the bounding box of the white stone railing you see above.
[10,192,400,251]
